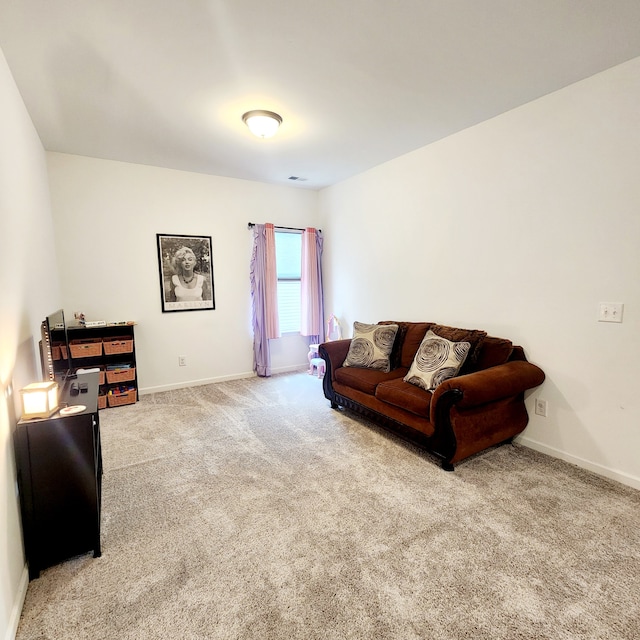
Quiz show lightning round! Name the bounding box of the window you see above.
[275,231,302,333]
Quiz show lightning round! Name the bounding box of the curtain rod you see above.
[247,222,321,232]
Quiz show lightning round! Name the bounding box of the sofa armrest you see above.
[319,339,351,374]
[430,360,545,421]
[319,339,351,405]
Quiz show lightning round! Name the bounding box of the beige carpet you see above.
[16,371,640,639]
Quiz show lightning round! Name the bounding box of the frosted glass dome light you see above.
[242,110,282,138]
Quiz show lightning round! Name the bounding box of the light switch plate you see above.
[598,303,624,323]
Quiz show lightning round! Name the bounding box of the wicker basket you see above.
[105,367,136,384]
[103,337,134,355]
[52,343,69,360]
[107,389,137,407]
[97,394,107,410]
[69,338,102,358]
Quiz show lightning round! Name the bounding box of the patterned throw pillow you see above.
[404,330,470,391]
[343,322,399,373]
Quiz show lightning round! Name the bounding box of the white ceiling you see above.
[1,1,640,190]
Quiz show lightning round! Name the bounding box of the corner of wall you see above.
[3,566,28,640]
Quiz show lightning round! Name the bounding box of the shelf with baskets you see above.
[53,322,138,410]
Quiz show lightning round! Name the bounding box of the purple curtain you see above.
[250,224,278,377]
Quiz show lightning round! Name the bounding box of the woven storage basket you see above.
[107,389,137,407]
[105,367,135,384]
[97,395,107,410]
[103,337,134,355]
[52,343,69,360]
[69,338,102,358]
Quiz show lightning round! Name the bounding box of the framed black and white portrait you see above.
[157,234,215,312]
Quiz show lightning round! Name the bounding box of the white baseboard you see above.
[271,364,310,375]
[139,365,307,396]
[140,371,256,395]
[517,436,640,491]
[4,566,28,640]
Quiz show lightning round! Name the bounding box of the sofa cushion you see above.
[335,366,408,396]
[476,336,513,371]
[343,322,399,373]
[332,381,436,437]
[380,321,433,369]
[375,377,432,418]
[476,336,513,370]
[400,323,433,368]
[430,324,487,373]
[404,330,470,391]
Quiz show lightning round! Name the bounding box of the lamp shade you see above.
[20,381,59,419]
[242,110,282,138]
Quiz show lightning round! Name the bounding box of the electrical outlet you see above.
[534,398,547,417]
[178,355,187,367]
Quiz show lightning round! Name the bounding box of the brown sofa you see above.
[319,321,545,470]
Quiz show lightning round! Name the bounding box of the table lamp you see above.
[19,381,59,419]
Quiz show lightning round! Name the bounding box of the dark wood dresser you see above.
[14,372,102,579]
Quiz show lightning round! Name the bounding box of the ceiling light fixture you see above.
[242,110,282,139]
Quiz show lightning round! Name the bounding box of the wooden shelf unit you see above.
[52,322,138,409]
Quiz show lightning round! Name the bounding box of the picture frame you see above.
[157,234,215,312]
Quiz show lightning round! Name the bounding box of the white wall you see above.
[46,154,319,393]
[319,57,640,489]
[0,47,62,640]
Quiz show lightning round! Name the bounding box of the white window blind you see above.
[275,231,302,333]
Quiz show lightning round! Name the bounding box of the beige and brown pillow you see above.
[404,330,470,391]
[430,324,486,373]
[343,322,399,373]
